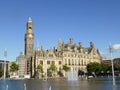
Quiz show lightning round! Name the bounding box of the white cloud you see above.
[112,44,120,51]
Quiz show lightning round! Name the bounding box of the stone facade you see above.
[24,18,101,77]
[34,39,101,77]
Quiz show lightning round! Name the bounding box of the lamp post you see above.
[46,55,48,80]
[109,45,116,86]
[4,50,7,80]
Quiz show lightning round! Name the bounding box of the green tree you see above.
[48,64,57,77]
[115,64,120,72]
[37,64,43,78]
[100,63,109,72]
[87,62,101,76]
[62,64,70,77]
[62,64,70,72]
[10,62,19,75]
[57,71,63,77]
[0,69,3,77]
[37,64,43,73]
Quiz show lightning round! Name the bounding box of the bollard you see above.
[49,86,51,90]
[6,85,8,90]
[24,83,26,90]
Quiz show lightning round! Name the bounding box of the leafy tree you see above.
[0,69,3,77]
[48,64,57,77]
[49,64,57,72]
[78,70,84,76]
[62,64,70,77]
[62,64,70,72]
[37,64,43,73]
[37,64,43,78]
[10,62,19,75]
[0,69,9,78]
[115,64,120,72]
[100,63,109,72]
[48,69,52,77]
[57,71,63,77]
[87,62,101,75]
[87,62,111,76]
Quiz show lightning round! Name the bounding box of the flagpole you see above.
[109,44,116,86]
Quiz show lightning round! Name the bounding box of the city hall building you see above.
[18,17,101,78]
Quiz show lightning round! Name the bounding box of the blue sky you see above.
[0,0,120,61]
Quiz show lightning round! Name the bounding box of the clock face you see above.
[28,34,32,37]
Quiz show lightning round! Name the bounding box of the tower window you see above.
[29,27,32,29]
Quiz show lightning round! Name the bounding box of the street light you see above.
[109,44,116,86]
[4,50,7,80]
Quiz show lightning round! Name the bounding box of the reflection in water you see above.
[0,77,120,90]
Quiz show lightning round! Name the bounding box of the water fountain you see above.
[67,67,78,81]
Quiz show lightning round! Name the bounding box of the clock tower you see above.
[25,17,34,57]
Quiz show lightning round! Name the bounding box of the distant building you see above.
[24,17,102,77]
[0,60,9,70]
[102,58,120,66]
[16,52,27,78]
[114,58,120,64]
[0,60,9,77]
[102,60,111,65]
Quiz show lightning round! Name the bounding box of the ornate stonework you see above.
[24,18,101,77]
[25,17,34,58]
[34,38,101,76]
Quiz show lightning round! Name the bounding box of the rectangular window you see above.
[65,59,67,64]
[52,61,55,64]
[59,61,61,65]
[40,61,43,65]
[47,61,50,64]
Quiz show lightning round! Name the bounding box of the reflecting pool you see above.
[0,77,120,90]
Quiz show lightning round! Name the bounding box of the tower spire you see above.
[28,17,32,22]
[25,17,34,57]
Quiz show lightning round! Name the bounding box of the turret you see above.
[26,17,33,34]
[69,38,74,44]
[79,42,82,49]
[57,39,62,51]
[90,42,94,48]
[79,42,83,53]
[41,45,44,52]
